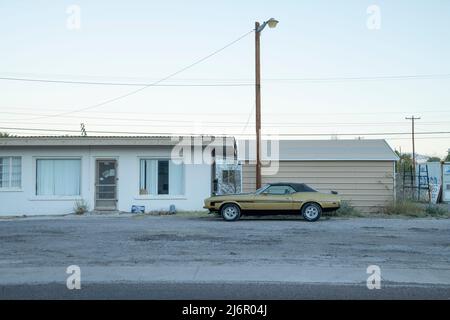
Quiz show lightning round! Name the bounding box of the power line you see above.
[384,136,450,140]
[256,74,450,82]
[3,113,450,127]
[2,73,450,85]
[3,111,450,127]
[22,29,254,121]
[1,126,449,137]
[3,105,450,116]
[0,77,252,87]
[2,119,450,128]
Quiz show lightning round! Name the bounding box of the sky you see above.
[1,0,450,157]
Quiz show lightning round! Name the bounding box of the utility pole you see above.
[255,21,262,189]
[254,18,278,189]
[405,116,420,172]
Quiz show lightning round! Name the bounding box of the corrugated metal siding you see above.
[242,161,395,213]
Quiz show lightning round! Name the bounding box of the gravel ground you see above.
[0,214,448,270]
[1,214,449,299]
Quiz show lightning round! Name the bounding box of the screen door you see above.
[95,160,117,210]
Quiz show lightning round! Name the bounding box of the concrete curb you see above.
[1,265,449,286]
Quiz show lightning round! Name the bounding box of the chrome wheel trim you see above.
[304,205,319,219]
[223,205,238,219]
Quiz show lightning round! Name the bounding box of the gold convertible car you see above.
[204,182,340,222]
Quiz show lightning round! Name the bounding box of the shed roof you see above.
[237,139,399,161]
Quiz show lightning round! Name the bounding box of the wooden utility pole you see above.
[253,18,278,189]
[255,21,262,189]
[405,115,421,172]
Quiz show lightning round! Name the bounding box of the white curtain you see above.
[139,159,146,193]
[169,161,184,195]
[11,157,21,188]
[37,160,54,195]
[140,159,157,195]
[37,159,80,196]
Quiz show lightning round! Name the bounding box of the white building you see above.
[0,136,225,216]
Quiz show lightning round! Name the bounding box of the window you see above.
[36,159,81,196]
[222,170,237,185]
[264,185,296,195]
[139,159,184,195]
[158,160,169,194]
[218,169,241,194]
[0,156,21,189]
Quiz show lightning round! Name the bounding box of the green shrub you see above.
[425,204,449,216]
[334,201,364,217]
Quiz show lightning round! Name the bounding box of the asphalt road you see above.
[2,282,450,300]
[1,214,449,299]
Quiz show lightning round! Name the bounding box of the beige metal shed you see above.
[238,139,399,213]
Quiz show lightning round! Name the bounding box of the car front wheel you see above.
[301,203,322,222]
[221,203,241,221]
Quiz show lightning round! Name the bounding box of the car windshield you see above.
[255,184,270,194]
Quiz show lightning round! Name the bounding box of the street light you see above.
[255,18,278,189]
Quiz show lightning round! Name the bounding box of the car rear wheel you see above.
[301,203,322,222]
[221,203,241,221]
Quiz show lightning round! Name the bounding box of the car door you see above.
[253,185,296,211]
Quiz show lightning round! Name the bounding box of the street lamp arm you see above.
[255,21,268,33]
[255,18,279,33]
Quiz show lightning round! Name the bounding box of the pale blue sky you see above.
[1,0,450,156]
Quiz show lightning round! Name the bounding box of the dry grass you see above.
[332,201,366,217]
[383,200,425,217]
[383,200,450,218]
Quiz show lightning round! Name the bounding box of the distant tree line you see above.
[0,132,12,138]
[427,153,450,162]
[395,150,450,173]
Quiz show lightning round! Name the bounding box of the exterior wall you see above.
[242,161,395,213]
[0,146,211,216]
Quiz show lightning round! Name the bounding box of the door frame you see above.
[94,158,118,210]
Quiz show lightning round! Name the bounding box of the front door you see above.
[95,159,117,210]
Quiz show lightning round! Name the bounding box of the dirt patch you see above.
[0,235,28,242]
[361,226,385,230]
[134,233,226,242]
[408,227,439,232]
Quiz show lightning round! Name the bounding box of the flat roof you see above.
[237,139,399,161]
[0,135,233,147]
